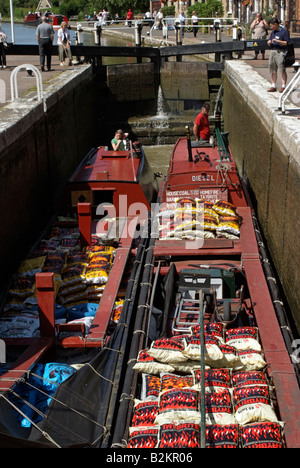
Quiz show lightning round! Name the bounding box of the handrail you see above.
[10,64,45,111]
[215,128,231,161]
[278,67,300,114]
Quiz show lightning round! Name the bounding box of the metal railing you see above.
[10,64,45,111]
[278,67,300,114]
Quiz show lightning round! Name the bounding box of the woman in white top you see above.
[157,9,163,30]
[0,25,7,68]
[191,11,199,38]
[57,21,72,66]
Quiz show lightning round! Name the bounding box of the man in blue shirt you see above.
[267,18,290,93]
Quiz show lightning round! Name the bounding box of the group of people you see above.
[251,14,291,93]
[36,15,72,71]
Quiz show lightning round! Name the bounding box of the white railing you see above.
[10,64,45,111]
[278,67,300,114]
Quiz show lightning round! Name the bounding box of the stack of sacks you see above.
[1,221,117,338]
[127,361,284,448]
[133,326,267,374]
[1,256,64,338]
[158,198,241,241]
[56,245,115,308]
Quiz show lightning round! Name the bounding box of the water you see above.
[0,22,76,44]
[1,22,133,47]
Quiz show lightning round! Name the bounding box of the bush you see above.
[162,6,175,17]
[187,0,223,19]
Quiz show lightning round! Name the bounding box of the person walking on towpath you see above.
[193,102,211,143]
[36,15,54,72]
[126,9,133,27]
[267,17,290,93]
[0,24,7,69]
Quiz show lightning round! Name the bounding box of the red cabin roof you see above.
[69,147,140,184]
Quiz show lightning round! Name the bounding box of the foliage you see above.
[162,6,175,17]
[65,0,150,17]
[0,0,150,19]
[187,0,224,20]
[262,6,275,23]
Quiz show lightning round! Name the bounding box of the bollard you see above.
[163,24,167,39]
[214,19,221,62]
[94,20,102,46]
[134,21,143,47]
[175,20,182,46]
[214,19,221,42]
[232,20,238,41]
[77,22,83,45]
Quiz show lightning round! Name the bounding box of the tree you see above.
[187,0,224,19]
[58,0,149,17]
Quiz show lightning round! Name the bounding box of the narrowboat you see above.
[24,12,69,30]
[109,129,300,449]
[0,142,157,447]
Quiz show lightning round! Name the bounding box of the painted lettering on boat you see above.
[192,174,215,182]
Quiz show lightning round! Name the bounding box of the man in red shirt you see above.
[193,102,211,142]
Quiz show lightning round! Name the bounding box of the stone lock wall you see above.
[0,66,99,285]
[223,61,300,332]
[106,61,210,114]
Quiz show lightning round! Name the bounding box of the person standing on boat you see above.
[193,102,211,143]
[267,17,290,93]
[250,12,268,60]
[111,129,129,151]
[36,16,54,72]
[57,21,73,66]
[0,25,7,69]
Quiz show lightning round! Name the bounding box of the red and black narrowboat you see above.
[24,12,69,30]
[0,143,157,447]
[109,129,300,449]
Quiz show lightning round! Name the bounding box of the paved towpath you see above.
[0,22,299,110]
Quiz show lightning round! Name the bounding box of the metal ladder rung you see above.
[173,295,202,331]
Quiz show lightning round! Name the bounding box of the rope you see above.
[119,393,134,402]
[22,373,111,430]
[137,303,150,310]
[216,163,232,187]
[133,329,146,335]
[85,363,118,388]
[0,393,61,448]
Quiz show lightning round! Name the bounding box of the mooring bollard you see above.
[135,21,143,47]
[94,20,102,46]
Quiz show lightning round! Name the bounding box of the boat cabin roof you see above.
[169,137,234,176]
[69,147,141,185]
